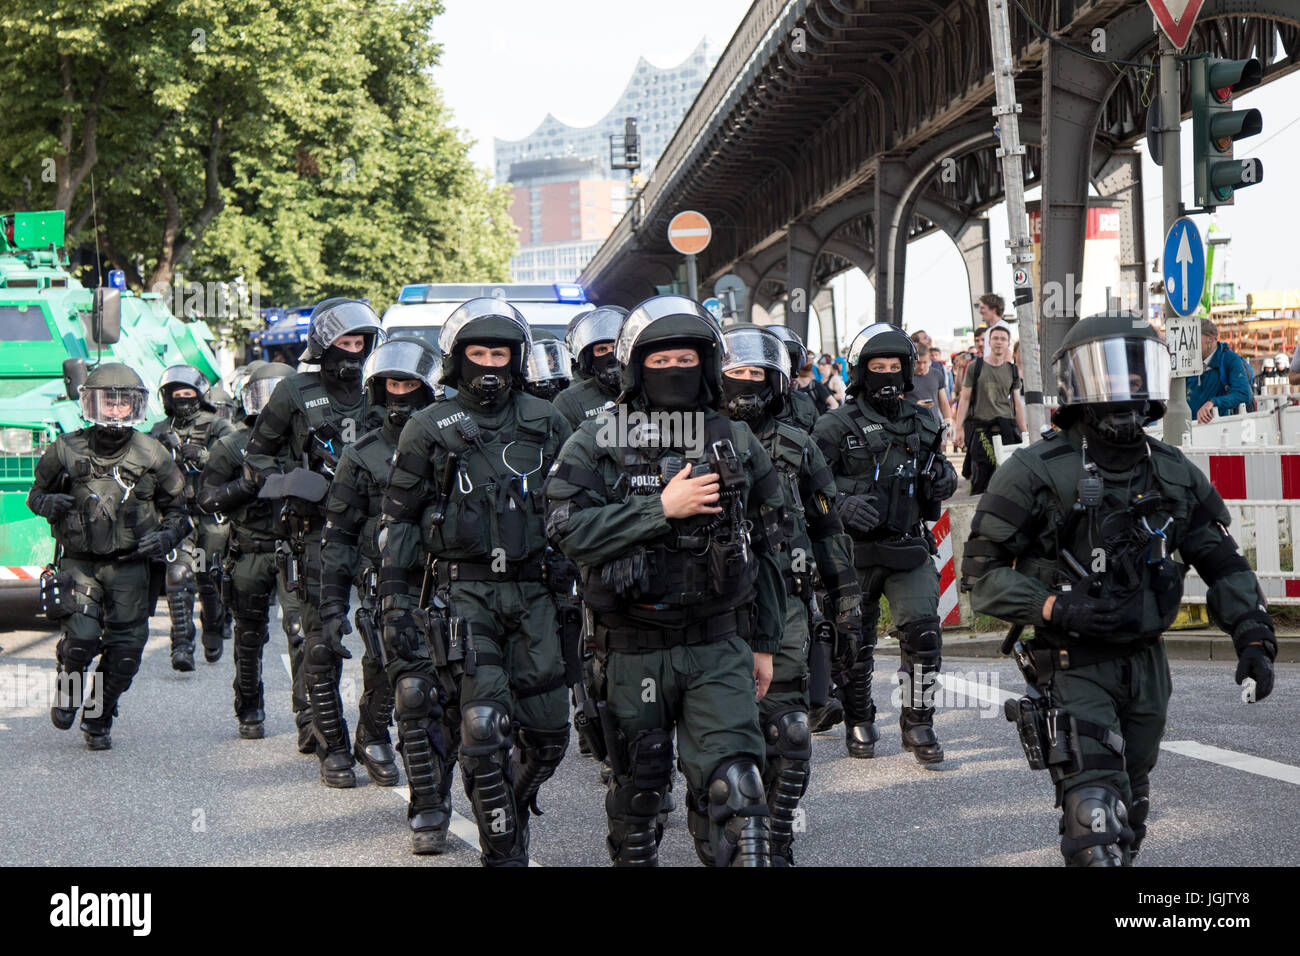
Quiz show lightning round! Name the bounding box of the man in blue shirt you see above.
[1188,318,1253,423]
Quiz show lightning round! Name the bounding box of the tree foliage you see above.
[0,0,517,329]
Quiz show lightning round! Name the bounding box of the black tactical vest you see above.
[53,430,167,556]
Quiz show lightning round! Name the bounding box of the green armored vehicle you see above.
[0,209,221,592]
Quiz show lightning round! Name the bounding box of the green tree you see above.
[0,0,515,333]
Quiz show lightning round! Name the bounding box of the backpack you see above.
[969,357,1020,406]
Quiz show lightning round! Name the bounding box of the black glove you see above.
[1235,643,1275,701]
[1049,589,1122,639]
[180,442,206,461]
[134,528,179,559]
[601,547,650,597]
[321,611,354,659]
[34,493,75,521]
[836,494,881,535]
[160,431,183,452]
[924,459,958,501]
[545,551,579,593]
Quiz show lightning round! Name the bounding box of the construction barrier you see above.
[930,509,961,626]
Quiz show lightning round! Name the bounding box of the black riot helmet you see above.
[240,362,295,421]
[158,364,212,419]
[1052,313,1171,434]
[437,297,530,403]
[766,325,811,375]
[523,329,574,402]
[568,305,629,387]
[845,323,917,396]
[615,295,726,408]
[81,362,149,453]
[720,324,791,423]
[300,297,386,362]
[363,336,441,427]
[205,384,236,422]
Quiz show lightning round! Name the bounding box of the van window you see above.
[0,305,53,341]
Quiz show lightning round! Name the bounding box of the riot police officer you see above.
[963,314,1278,865]
[812,324,958,764]
[150,365,236,669]
[719,324,863,865]
[197,362,298,739]
[544,295,789,867]
[522,330,573,402]
[318,338,441,802]
[206,384,238,424]
[379,298,573,866]
[767,325,821,432]
[244,298,386,780]
[32,363,191,750]
[554,305,629,428]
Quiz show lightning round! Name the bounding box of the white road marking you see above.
[938,672,1018,707]
[1159,740,1300,786]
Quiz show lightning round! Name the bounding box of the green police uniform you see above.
[379,298,573,865]
[198,423,301,738]
[244,298,385,779]
[545,297,790,868]
[553,376,617,430]
[150,406,235,663]
[812,323,958,764]
[963,313,1277,865]
[33,419,190,749]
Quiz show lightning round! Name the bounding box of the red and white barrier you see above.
[930,509,961,626]
[0,566,44,589]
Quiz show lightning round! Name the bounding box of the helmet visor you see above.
[570,310,624,357]
[525,339,573,383]
[1058,337,1171,404]
[159,365,209,394]
[363,339,441,391]
[615,312,724,368]
[722,328,791,381]
[241,377,285,417]
[315,301,386,349]
[81,386,148,427]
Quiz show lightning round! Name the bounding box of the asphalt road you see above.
[2,602,1297,867]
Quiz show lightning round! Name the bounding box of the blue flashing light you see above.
[400,284,430,303]
[108,270,126,289]
[553,283,586,303]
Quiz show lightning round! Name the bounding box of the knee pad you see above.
[1129,782,1151,858]
[708,757,768,824]
[233,589,271,617]
[104,651,141,678]
[283,613,303,640]
[518,726,570,766]
[165,563,195,591]
[899,616,942,663]
[764,707,812,763]
[234,627,268,652]
[1060,783,1133,867]
[395,675,436,721]
[59,637,100,672]
[305,633,337,670]
[460,700,512,755]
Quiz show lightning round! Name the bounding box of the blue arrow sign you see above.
[702,297,724,321]
[1163,217,1205,318]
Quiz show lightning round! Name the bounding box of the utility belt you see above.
[1027,632,1162,677]
[852,533,932,571]
[433,556,544,586]
[1004,686,1127,785]
[61,547,142,563]
[595,606,751,654]
[230,534,280,554]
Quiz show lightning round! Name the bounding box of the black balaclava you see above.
[384,383,432,431]
[1079,402,1149,470]
[722,375,772,424]
[864,369,906,418]
[591,350,621,393]
[91,423,134,456]
[458,340,514,408]
[642,364,703,411]
[525,379,569,402]
[321,342,366,403]
[168,391,201,425]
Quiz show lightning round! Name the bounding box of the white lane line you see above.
[1159,741,1300,787]
[937,672,1018,707]
[280,652,542,864]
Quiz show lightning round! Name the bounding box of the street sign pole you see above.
[685,253,699,301]
[1159,26,1191,447]
[987,0,1047,438]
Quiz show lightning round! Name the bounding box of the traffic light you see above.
[1192,56,1264,208]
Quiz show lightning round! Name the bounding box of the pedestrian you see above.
[793,352,836,413]
[196,362,299,740]
[544,295,789,867]
[818,353,846,406]
[1187,318,1254,422]
[149,366,237,669]
[379,298,573,866]
[962,313,1277,865]
[243,297,387,782]
[953,322,1025,493]
[812,324,959,764]
[910,344,954,430]
[720,324,864,864]
[34,363,191,750]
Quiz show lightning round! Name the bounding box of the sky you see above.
[429,0,1300,352]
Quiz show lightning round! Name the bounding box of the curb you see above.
[896,631,1300,662]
